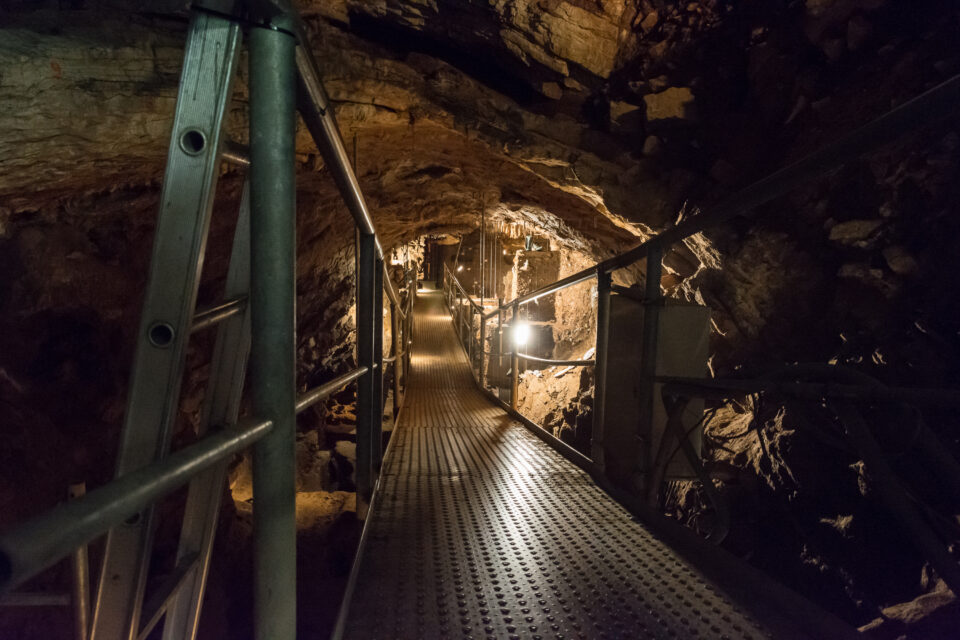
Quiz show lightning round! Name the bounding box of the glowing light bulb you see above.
[513,322,530,346]
[456,265,464,272]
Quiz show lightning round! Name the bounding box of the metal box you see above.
[601,295,711,489]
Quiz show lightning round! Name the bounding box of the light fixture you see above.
[456,265,464,272]
[512,322,530,346]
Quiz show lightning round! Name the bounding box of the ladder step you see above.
[221,141,250,167]
[191,296,247,333]
[137,554,199,640]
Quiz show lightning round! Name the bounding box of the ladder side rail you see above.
[91,14,243,640]
[162,181,253,640]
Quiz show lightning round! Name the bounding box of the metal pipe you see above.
[504,267,598,311]
[249,17,297,640]
[295,366,369,413]
[373,257,385,471]
[292,39,403,311]
[190,296,246,333]
[591,269,612,468]
[492,232,497,301]
[383,263,403,314]
[480,203,485,307]
[468,307,475,366]
[497,302,503,399]
[221,141,250,167]
[510,302,520,411]
[479,310,486,387]
[658,376,960,407]
[391,303,401,420]
[637,247,663,477]
[294,48,375,244]
[514,354,596,367]
[356,233,376,505]
[0,418,272,592]
[68,483,90,640]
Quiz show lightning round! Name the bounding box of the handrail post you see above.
[468,307,475,366]
[636,246,663,485]
[510,302,520,411]
[497,300,503,399]
[356,232,376,510]
[391,301,401,420]
[249,14,297,640]
[479,307,486,388]
[373,257,385,471]
[69,483,90,640]
[591,268,612,469]
[403,276,412,387]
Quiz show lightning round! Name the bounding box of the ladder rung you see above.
[136,554,199,640]
[191,296,247,333]
[221,141,250,167]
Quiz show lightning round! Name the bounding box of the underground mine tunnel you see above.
[2,1,960,639]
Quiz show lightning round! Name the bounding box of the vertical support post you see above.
[468,307,475,366]
[591,269,612,468]
[403,276,412,388]
[249,15,297,640]
[373,258,385,471]
[391,302,401,420]
[480,204,485,307]
[511,302,520,411]
[69,483,89,640]
[636,245,663,481]
[492,233,498,300]
[356,233,376,507]
[248,16,297,640]
[479,310,486,387]
[497,301,504,399]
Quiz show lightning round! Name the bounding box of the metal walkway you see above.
[337,288,775,639]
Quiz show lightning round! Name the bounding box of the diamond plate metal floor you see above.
[340,288,774,639]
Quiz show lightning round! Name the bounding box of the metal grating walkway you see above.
[340,289,773,639]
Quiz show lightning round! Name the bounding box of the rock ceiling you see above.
[0,1,686,261]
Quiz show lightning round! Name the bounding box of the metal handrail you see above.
[658,375,960,407]
[486,73,960,315]
[0,418,273,591]
[516,353,596,367]
[190,296,246,333]
[444,264,485,313]
[296,366,370,413]
[293,31,403,312]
